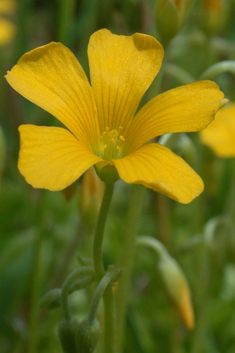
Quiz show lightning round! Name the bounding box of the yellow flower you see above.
[5,29,227,203]
[0,0,16,46]
[200,103,235,157]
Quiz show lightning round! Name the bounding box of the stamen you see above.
[99,126,126,160]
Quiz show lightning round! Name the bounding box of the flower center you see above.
[100,127,125,161]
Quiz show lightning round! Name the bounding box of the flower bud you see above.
[40,288,61,310]
[158,254,195,329]
[200,0,229,35]
[75,317,100,353]
[58,317,80,353]
[0,126,6,181]
[156,0,194,43]
[78,167,104,231]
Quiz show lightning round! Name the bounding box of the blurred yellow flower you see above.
[0,0,16,46]
[203,0,222,14]
[6,29,227,203]
[200,103,235,157]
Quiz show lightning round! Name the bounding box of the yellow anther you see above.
[99,126,125,160]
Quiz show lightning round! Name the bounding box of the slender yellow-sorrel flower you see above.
[0,0,16,46]
[6,29,227,203]
[200,103,235,157]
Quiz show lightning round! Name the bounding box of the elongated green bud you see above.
[156,0,194,43]
[75,317,100,353]
[78,167,104,231]
[158,254,195,329]
[58,317,80,353]
[136,236,194,329]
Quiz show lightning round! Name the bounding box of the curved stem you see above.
[136,235,169,259]
[200,60,235,80]
[93,183,115,280]
[61,266,94,322]
[87,269,115,324]
[164,63,195,84]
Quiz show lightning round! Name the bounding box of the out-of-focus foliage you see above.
[1,0,235,352]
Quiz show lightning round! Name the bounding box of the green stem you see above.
[28,191,48,353]
[28,236,46,353]
[57,0,75,44]
[92,182,116,352]
[103,285,117,353]
[116,184,146,353]
[200,60,235,80]
[164,63,195,84]
[87,268,115,324]
[61,267,94,322]
[93,182,115,280]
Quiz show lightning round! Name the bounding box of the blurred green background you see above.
[1,0,235,352]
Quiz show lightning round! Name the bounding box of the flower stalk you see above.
[87,266,120,324]
[91,181,117,353]
[116,184,146,353]
[92,182,115,280]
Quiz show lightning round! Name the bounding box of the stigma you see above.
[100,127,125,160]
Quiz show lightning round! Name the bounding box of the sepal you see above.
[75,317,100,353]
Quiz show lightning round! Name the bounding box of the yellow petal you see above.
[125,81,227,153]
[88,29,164,133]
[200,103,235,157]
[18,125,102,191]
[5,42,99,150]
[113,143,203,203]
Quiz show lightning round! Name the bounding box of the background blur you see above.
[1,0,235,352]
